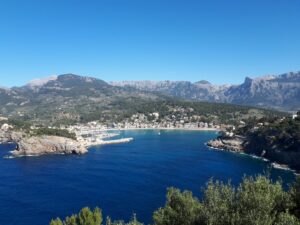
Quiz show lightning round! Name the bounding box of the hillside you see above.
[0,74,285,126]
[0,74,161,125]
[208,114,300,171]
[111,71,300,112]
[242,115,300,171]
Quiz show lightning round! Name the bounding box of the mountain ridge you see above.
[111,71,300,111]
[0,71,298,126]
[0,74,163,125]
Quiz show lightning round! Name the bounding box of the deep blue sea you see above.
[0,130,295,225]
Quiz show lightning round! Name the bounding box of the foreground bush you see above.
[50,208,142,225]
[50,207,102,225]
[50,175,300,225]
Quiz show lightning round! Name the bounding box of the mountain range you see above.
[111,71,300,112]
[0,72,298,125]
[0,74,163,124]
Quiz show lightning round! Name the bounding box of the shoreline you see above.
[206,143,299,175]
[104,127,220,131]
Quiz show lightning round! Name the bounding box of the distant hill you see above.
[0,74,161,125]
[0,73,284,126]
[111,71,300,112]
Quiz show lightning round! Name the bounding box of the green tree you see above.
[78,207,102,225]
[275,212,300,225]
[105,214,143,225]
[202,180,235,225]
[50,207,102,225]
[50,218,63,225]
[50,175,300,225]
[290,177,300,218]
[152,175,298,225]
[234,175,290,225]
[65,215,79,225]
[153,188,203,225]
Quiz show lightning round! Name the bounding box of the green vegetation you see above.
[31,128,77,140]
[77,98,287,127]
[4,94,287,127]
[0,118,77,140]
[0,73,291,127]
[50,207,103,225]
[4,118,31,130]
[49,175,300,225]
[115,99,286,124]
[50,207,142,225]
[234,113,300,170]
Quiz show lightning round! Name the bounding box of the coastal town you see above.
[0,111,222,157]
[57,112,221,150]
[64,112,221,134]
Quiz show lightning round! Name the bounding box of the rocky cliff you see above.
[207,134,300,173]
[207,115,300,172]
[0,130,87,157]
[207,136,246,152]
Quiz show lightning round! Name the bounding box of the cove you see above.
[0,130,295,225]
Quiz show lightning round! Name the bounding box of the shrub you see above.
[50,175,300,225]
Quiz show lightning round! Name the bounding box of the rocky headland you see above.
[0,130,87,157]
[207,132,300,174]
[207,135,246,152]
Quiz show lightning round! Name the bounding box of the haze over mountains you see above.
[111,71,300,112]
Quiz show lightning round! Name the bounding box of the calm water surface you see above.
[0,130,295,225]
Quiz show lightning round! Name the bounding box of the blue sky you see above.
[0,0,299,87]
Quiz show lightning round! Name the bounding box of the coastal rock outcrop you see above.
[0,130,11,143]
[207,133,300,173]
[0,130,22,143]
[11,135,87,157]
[207,136,245,152]
[0,130,87,157]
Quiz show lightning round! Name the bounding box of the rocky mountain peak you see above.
[0,71,298,113]
[194,80,211,85]
[111,71,300,111]
[58,73,84,80]
[26,75,58,88]
[57,74,107,84]
[277,71,300,81]
[244,77,253,84]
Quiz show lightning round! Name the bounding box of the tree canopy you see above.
[50,175,300,225]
